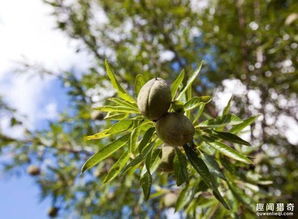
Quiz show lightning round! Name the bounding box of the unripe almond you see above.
[156,113,195,146]
[27,165,40,176]
[137,78,171,121]
[48,207,59,217]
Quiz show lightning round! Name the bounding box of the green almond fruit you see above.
[156,113,195,146]
[137,78,171,121]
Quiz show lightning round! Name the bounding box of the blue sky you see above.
[0,174,50,219]
[0,0,89,218]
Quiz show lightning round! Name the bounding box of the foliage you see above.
[0,0,297,218]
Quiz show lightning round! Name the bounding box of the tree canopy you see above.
[0,0,297,218]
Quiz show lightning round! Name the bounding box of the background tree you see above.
[0,0,297,217]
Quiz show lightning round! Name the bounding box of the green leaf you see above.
[140,171,152,200]
[121,142,154,174]
[184,96,211,111]
[84,120,133,140]
[95,105,139,114]
[120,154,143,174]
[129,127,139,153]
[108,97,138,109]
[104,112,128,120]
[103,151,130,183]
[145,149,153,174]
[183,143,230,210]
[199,114,242,128]
[204,140,252,164]
[105,60,135,103]
[171,69,185,99]
[135,74,146,95]
[222,96,233,115]
[183,144,214,189]
[201,154,225,180]
[213,131,251,146]
[226,179,255,212]
[148,149,162,173]
[81,134,129,173]
[177,62,203,100]
[174,147,188,186]
[138,127,155,152]
[175,185,191,211]
[230,115,259,134]
[193,103,206,124]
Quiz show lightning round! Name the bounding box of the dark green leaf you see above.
[138,127,155,152]
[81,134,129,173]
[183,143,230,210]
[213,131,251,146]
[174,147,188,186]
[140,171,152,200]
[202,154,225,180]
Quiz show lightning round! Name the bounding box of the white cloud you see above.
[0,0,92,137]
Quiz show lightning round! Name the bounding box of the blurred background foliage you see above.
[0,0,297,218]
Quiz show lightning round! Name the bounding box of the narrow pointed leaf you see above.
[121,142,154,174]
[104,112,128,120]
[199,114,242,128]
[183,144,230,210]
[205,140,252,164]
[222,96,233,115]
[202,154,225,180]
[140,171,152,200]
[108,97,138,109]
[85,120,133,141]
[129,127,139,153]
[174,147,188,186]
[103,151,130,183]
[177,62,203,100]
[213,131,251,146]
[81,134,129,173]
[193,103,206,124]
[95,105,139,114]
[230,115,259,134]
[184,96,211,111]
[105,60,135,103]
[171,69,185,99]
[135,74,146,95]
[138,127,155,152]
[175,185,191,211]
